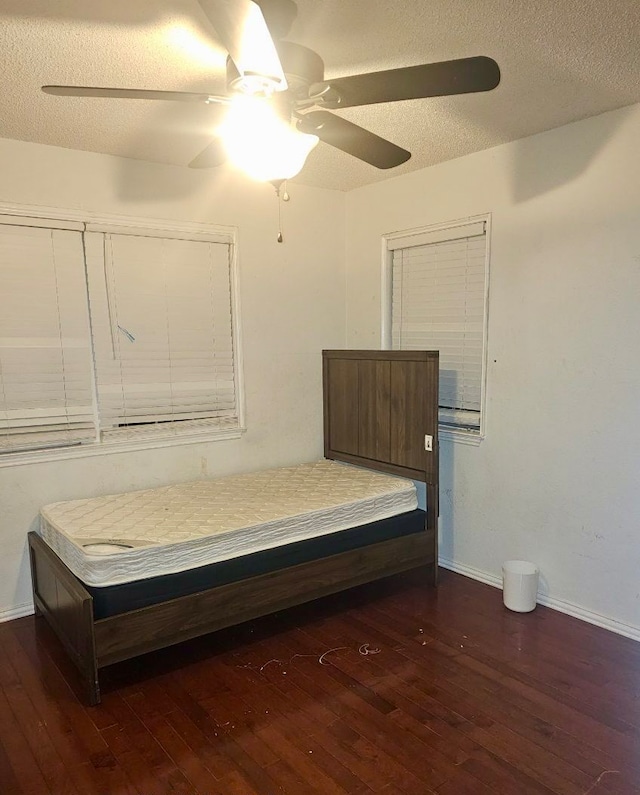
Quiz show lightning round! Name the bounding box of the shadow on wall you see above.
[112,157,204,203]
[439,48,635,205]
[437,423,455,563]
[18,515,41,610]
[435,369,455,563]
[109,78,231,202]
[113,144,228,204]
[507,104,635,204]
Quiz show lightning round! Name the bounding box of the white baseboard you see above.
[0,602,34,623]
[439,557,640,643]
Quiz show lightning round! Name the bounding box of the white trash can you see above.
[502,560,539,612]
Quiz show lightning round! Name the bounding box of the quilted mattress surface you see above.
[39,460,417,587]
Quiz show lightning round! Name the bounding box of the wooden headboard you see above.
[322,349,439,533]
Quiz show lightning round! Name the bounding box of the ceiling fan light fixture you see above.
[219,96,318,182]
[232,70,282,97]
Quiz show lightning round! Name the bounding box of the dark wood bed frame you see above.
[28,350,439,705]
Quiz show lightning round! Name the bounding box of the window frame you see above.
[381,213,491,445]
[0,202,245,467]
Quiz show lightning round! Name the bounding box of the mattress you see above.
[39,459,417,587]
[87,510,427,619]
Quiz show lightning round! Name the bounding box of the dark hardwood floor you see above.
[0,568,638,794]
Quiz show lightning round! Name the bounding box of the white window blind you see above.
[0,222,95,453]
[84,230,239,441]
[389,220,488,432]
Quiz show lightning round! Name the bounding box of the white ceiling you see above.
[1,0,639,191]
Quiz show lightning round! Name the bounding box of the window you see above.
[0,218,94,454]
[0,209,243,461]
[383,216,490,440]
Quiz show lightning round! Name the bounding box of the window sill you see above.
[0,426,245,468]
[439,426,484,446]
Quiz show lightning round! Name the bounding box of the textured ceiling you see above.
[1,0,639,191]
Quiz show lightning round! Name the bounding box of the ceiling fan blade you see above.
[188,139,227,169]
[197,0,287,91]
[254,0,297,40]
[42,86,229,104]
[297,111,410,169]
[310,56,500,109]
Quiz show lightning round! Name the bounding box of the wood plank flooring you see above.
[0,568,638,794]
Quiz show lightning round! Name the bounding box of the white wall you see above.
[345,104,640,638]
[0,138,346,618]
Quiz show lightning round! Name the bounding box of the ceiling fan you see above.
[42,0,501,176]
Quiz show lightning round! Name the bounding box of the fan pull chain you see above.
[272,180,290,243]
[277,190,283,243]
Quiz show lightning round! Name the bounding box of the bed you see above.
[28,349,439,705]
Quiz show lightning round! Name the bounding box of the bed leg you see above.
[86,668,101,706]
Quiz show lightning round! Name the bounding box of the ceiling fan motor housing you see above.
[226,40,325,98]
